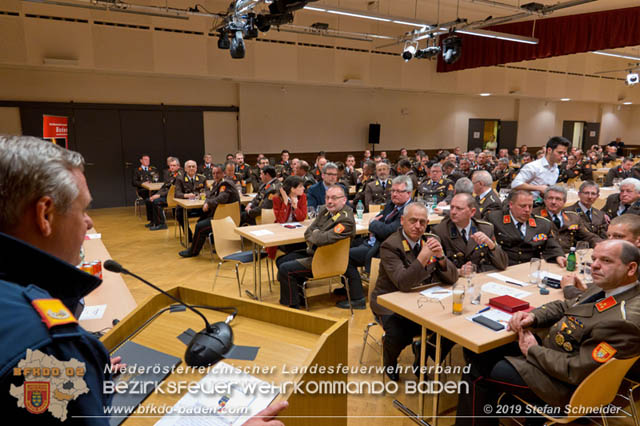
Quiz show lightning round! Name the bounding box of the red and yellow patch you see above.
[568,224,579,231]
[540,209,548,217]
[592,342,617,363]
[25,382,50,414]
[532,233,547,242]
[595,296,617,312]
[31,299,77,329]
[503,215,511,224]
[219,185,226,192]
[528,218,537,227]
[334,223,345,234]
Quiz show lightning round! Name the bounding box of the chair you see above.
[245,182,254,194]
[359,257,383,365]
[301,237,352,314]
[134,191,145,218]
[593,197,607,210]
[213,201,241,226]
[620,374,640,426]
[369,204,383,213]
[498,355,640,425]
[163,186,179,237]
[211,216,266,297]
[254,208,276,292]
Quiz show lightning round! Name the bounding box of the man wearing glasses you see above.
[307,162,339,210]
[277,185,355,309]
[338,176,413,310]
[565,182,608,240]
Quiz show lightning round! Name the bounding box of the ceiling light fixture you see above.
[455,28,538,44]
[560,98,571,101]
[479,93,491,96]
[623,102,633,105]
[304,5,430,28]
[592,51,640,61]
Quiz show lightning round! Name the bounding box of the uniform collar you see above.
[578,201,591,214]
[401,230,419,249]
[0,232,102,311]
[606,282,639,299]
[478,188,492,200]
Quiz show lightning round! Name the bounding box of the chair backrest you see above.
[369,204,382,213]
[593,198,607,210]
[568,355,640,412]
[311,237,351,280]
[213,201,241,226]
[245,182,254,194]
[367,258,381,302]
[260,208,276,224]
[166,185,177,208]
[210,216,243,258]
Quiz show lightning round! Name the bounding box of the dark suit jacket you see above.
[475,189,503,219]
[603,193,640,219]
[371,230,458,317]
[307,181,327,210]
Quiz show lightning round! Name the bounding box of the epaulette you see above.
[534,215,551,222]
[31,298,77,329]
[476,220,494,228]
[563,210,579,216]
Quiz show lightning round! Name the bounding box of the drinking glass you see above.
[308,206,316,220]
[462,264,480,305]
[575,241,589,276]
[529,257,542,286]
[452,286,465,315]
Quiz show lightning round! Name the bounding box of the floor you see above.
[90,207,638,426]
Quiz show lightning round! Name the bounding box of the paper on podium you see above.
[481,282,531,299]
[155,361,279,426]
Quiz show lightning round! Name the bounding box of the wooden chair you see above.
[369,204,383,213]
[593,197,607,210]
[213,201,240,226]
[566,177,581,189]
[245,182,253,194]
[498,355,640,425]
[359,257,383,365]
[211,216,265,297]
[301,237,352,314]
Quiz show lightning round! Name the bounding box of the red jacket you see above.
[267,193,308,258]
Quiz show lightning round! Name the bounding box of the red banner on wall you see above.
[43,115,68,148]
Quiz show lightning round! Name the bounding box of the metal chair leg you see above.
[213,262,222,291]
[343,275,353,316]
[302,281,309,311]
[630,384,640,426]
[269,258,274,293]
[235,264,242,297]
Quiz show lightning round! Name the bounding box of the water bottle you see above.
[356,200,364,220]
[431,195,438,209]
[567,247,576,272]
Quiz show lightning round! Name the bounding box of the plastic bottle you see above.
[567,247,576,272]
[356,200,364,220]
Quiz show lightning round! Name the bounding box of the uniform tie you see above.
[586,209,592,222]
[412,242,421,258]
[461,228,468,244]
[580,290,606,305]
[552,215,562,229]
[516,222,524,239]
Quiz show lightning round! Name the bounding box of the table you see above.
[235,213,376,301]
[141,182,163,191]
[174,198,205,247]
[378,260,567,424]
[80,230,137,333]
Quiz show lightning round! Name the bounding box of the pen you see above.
[432,291,450,294]
[477,307,490,314]
[506,280,524,287]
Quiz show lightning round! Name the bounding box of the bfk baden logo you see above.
[10,349,88,421]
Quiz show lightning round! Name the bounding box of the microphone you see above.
[104,259,234,367]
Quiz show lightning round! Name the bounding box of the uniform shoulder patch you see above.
[334,223,345,234]
[592,342,617,363]
[402,240,411,252]
[534,215,551,223]
[31,299,77,329]
[476,220,494,229]
[220,185,226,192]
[564,210,579,216]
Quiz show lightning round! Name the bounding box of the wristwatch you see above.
[435,255,445,261]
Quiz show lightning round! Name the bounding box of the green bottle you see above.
[567,247,576,272]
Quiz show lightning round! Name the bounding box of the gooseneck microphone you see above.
[104,259,235,367]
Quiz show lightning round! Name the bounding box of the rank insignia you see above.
[540,209,548,217]
[268,194,273,200]
[402,240,411,252]
[560,322,568,331]
[532,233,548,242]
[503,215,511,224]
[428,256,437,264]
[185,177,189,182]
[555,333,565,346]
[563,342,573,352]
[332,213,341,222]
[592,342,617,363]
[32,299,77,329]
[219,186,226,192]
[595,296,617,312]
[568,224,579,231]
[334,223,345,234]
[25,382,50,414]
[529,218,537,227]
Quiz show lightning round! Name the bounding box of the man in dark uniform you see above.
[417,163,455,204]
[353,160,375,209]
[455,239,640,425]
[433,193,508,272]
[565,181,608,239]
[603,178,640,219]
[198,153,214,180]
[148,157,182,230]
[179,164,240,257]
[340,176,413,310]
[476,152,493,172]
[472,170,502,219]
[557,154,581,183]
[279,149,292,177]
[364,162,393,210]
[449,158,473,183]
[604,157,633,186]
[397,159,419,191]
[249,156,270,191]
[241,166,280,226]
[132,154,159,225]
[294,160,316,189]
[234,151,252,191]
[310,155,327,183]
[533,185,601,252]
[175,160,207,242]
[277,185,355,309]
[343,155,360,187]
[487,190,566,266]
[370,202,458,381]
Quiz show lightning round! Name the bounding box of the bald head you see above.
[591,239,640,290]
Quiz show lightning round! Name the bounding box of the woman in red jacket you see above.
[268,176,308,260]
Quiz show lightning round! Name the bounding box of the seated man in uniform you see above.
[533,185,601,252]
[487,190,566,266]
[450,158,473,183]
[132,154,158,226]
[370,202,458,382]
[307,163,339,211]
[175,160,206,242]
[147,157,182,230]
[471,170,502,219]
[603,177,640,219]
[0,136,288,425]
[455,239,640,425]
[234,151,252,191]
[340,176,413,310]
[565,181,608,239]
[433,193,508,272]
[491,157,515,191]
[417,163,454,205]
[198,153,214,180]
[364,162,393,211]
[277,185,355,309]
[179,164,240,258]
[604,157,633,186]
[241,165,280,226]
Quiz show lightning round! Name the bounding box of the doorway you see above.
[468,119,518,154]
[562,121,600,150]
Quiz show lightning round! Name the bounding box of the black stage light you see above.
[230,30,245,59]
[217,31,230,49]
[442,35,462,64]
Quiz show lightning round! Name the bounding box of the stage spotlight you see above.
[402,40,418,62]
[230,31,245,59]
[415,46,441,59]
[627,72,639,86]
[217,31,230,49]
[442,35,462,64]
